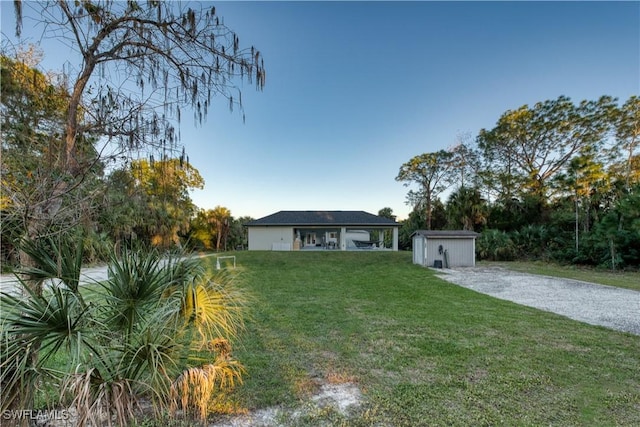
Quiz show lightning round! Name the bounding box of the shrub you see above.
[476,229,516,261]
[1,237,247,425]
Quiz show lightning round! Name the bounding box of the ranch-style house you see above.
[245,210,400,251]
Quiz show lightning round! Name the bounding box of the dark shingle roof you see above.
[412,230,479,238]
[245,211,399,226]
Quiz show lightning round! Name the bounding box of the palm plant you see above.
[1,235,248,425]
[446,186,488,231]
[17,231,84,295]
[512,224,549,260]
[476,229,517,261]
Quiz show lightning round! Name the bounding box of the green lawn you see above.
[483,260,640,291]
[209,251,640,426]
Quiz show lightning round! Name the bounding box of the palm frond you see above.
[0,325,40,412]
[18,231,84,294]
[181,269,247,348]
[1,284,89,365]
[100,246,173,333]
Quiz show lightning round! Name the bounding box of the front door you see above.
[306,233,316,246]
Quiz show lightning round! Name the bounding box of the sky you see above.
[1,1,639,221]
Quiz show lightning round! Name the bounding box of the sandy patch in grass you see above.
[310,381,362,415]
[36,379,363,427]
[210,379,363,427]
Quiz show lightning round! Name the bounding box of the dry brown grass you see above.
[62,368,135,427]
[170,338,245,423]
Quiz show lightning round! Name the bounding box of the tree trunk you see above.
[216,227,222,251]
[609,237,616,271]
[575,196,579,253]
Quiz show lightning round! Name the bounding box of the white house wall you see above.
[248,226,294,251]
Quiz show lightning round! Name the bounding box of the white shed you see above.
[412,230,479,268]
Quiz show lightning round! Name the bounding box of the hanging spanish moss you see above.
[9,0,266,188]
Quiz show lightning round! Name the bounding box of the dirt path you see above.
[434,266,640,336]
[0,264,110,295]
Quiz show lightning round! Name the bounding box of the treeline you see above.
[395,95,639,269]
[0,54,250,268]
[1,51,637,270]
[1,153,252,268]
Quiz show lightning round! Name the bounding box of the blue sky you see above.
[2,1,639,220]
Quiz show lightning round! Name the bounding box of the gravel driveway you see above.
[434,266,640,336]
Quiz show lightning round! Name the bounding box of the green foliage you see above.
[377,207,396,220]
[227,216,253,251]
[1,51,104,273]
[0,238,248,424]
[398,208,425,250]
[612,95,640,190]
[93,159,205,252]
[476,229,516,261]
[2,0,266,269]
[131,158,204,249]
[445,186,487,231]
[396,95,638,269]
[477,95,616,205]
[187,210,252,252]
[396,150,455,229]
[17,231,84,294]
[511,225,549,260]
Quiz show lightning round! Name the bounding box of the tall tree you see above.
[130,158,204,249]
[477,96,616,212]
[208,205,232,251]
[396,150,454,229]
[1,51,104,278]
[449,135,482,189]
[377,207,396,221]
[556,150,609,251]
[98,168,145,253]
[611,96,640,192]
[227,215,253,251]
[12,1,265,173]
[446,186,487,231]
[189,208,216,250]
[8,0,266,279]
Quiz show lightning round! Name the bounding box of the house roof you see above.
[245,211,399,227]
[411,230,479,238]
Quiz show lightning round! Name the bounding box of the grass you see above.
[33,251,640,425]
[207,251,640,426]
[484,260,640,291]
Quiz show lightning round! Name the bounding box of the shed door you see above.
[413,237,424,265]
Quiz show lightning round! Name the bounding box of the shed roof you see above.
[412,230,479,238]
[245,211,399,227]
